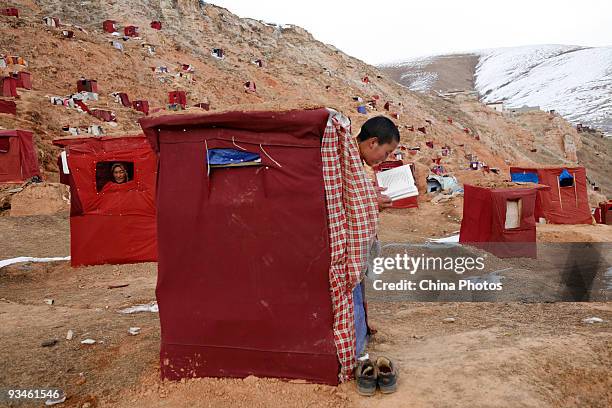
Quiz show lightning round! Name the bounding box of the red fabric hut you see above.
[132,100,149,115]
[1,77,18,97]
[77,79,98,93]
[102,20,117,33]
[139,109,348,385]
[460,183,540,258]
[12,71,32,89]
[0,130,40,183]
[168,90,186,108]
[150,21,162,30]
[510,166,591,224]
[124,25,139,37]
[0,99,17,115]
[53,136,157,266]
[1,8,19,17]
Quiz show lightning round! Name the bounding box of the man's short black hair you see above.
[357,116,400,145]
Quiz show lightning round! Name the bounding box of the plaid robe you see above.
[321,109,378,382]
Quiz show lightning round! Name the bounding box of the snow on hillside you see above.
[476,45,612,135]
[380,45,612,135]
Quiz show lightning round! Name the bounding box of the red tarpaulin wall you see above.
[0,99,17,115]
[102,20,116,33]
[1,77,18,97]
[460,184,537,258]
[0,130,40,183]
[139,109,339,385]
[510,166,591,224]
[53,136,157,266]
[14,72,32,89]
[168,91,186,107]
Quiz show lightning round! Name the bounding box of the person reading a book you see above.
[356,116,400,210]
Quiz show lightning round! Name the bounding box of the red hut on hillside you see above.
[102,20,117,33]
[168,91,186,108]
[53,136,157,266]
[77,79,98,93]
[1,77,18,97]
[150,21,162,30]
[460,183,541,258]
[133,100,150,115]
[0,130,40,183]
[1,8,19,17]
[11,71,32,89]
[124,25,139,37]
[510,166,592,224]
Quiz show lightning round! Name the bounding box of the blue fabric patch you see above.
[353,282,367,357]
[511,172,539,183]
[559,169,573,180]
[207,148,260,165]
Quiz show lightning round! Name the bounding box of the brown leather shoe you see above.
[375,356,398,394]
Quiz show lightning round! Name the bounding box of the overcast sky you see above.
[210,0,612,64]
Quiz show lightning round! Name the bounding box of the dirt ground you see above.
[1,214,611,408]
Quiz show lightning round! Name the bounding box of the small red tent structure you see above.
[168,91,186,108]
[0,99,17,115]
[460,183,539,258]
[102,20,117,33]
[118,92,131,107]
[1,77,18,97]
[77,79,98,93]
[0,130,40,183]
[132,100,149,115]
[150,21,162,30]
[11,72,32,89]
[124,25,139,36]
[91,109,116,122]
[510,166,591,224]
[53,136,157,266]
[139,109,341,385]
[193,102,210,111]
[373,160,418,209]
[1,8,19,17]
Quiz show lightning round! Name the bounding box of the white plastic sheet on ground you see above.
[119,302,158,314]
[0,256,70,269]
[428,234,460,243]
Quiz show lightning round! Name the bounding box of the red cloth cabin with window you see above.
[460,184,540,258]
[53,136,157,266]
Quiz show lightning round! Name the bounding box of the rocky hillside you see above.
[0,1,608,198]
[380,45,612,136]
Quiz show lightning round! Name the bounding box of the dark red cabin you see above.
[1,77,18,97]
[12,71,32,89]
[53,136,157,266]
[132,100,149,115]
[510,166,592,224]
[139,109,340,385]
[460,184,539,258]
[150,21,162,30]
[168,90,186,108]
[77,79,98,93]
[124,25,139,37]
[0,130,40,183]
[102,20,116,33]
[1,8,19,17]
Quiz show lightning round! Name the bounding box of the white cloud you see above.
[209,0,612,64]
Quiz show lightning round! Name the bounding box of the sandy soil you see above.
[1,210,611,408]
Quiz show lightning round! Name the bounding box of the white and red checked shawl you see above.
[321,109,378,382]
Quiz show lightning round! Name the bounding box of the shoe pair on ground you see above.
[355,356,398,396]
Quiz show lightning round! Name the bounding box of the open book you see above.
[375,164,418,201]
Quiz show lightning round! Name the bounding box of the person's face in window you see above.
[113,166,126,184]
